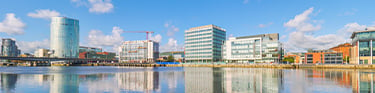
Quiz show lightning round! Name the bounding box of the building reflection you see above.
[0,73,18,93]
[184,67,283,93]
[50,74,79,93]
[116,71,160,92]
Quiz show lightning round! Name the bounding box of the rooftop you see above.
[350,27,375,39]
[187,24,226,32]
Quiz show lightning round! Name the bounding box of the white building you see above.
[119,40,159,63]
[223,33,283,63]
[34,49,50,57]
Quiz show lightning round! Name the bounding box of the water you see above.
[0,66,372,93]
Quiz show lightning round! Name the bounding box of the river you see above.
[0,66,371,93]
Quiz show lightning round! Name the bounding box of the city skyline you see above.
[0,0,374,53]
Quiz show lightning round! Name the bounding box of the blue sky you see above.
[0,0,374,53]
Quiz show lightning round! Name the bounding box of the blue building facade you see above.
[50,17,79,58]
[184,24,226,63]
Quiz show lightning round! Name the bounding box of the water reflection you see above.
[2,67,375,93]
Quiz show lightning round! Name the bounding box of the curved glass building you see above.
[50,17,79,58]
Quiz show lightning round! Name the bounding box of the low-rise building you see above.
[330,43,352,64]
[34,49,50,57]
[222,33,283,63]
[119,40,159,63]
[159,51,185,62]
[305,50,343,64]
[79,51,116,60]
[285,52,305,64]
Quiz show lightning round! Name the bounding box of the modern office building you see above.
[50,17,79,58]
[305,50,343,64]
[1,38,20,57]
[184,24,226,63]
[79,46,102,53]
[349,27,375,64]
[119,40,159,63]
[34,49,50,57]
[222,33,283,63]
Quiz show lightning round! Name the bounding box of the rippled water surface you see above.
[0,66,372,93]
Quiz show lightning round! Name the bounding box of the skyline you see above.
[0,0,375,53]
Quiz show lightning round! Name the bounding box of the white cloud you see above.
[17,39,50,53]
[149,34,162,42]
[164,22,179,37]
[283,7,365,52]
[89,0,113,13]
[160,38,183,52]
[72,0,113,13]
[27,9,60,19]
[87,26,123,51]
[258,22,273,28]
[284,7,321,32]
[0,13,26,35]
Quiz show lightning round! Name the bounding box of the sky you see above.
[0,0,374,53]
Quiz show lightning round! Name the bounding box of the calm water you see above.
[0,66,372,93]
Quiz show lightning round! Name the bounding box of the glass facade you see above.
[184,25,226,63]
[1,39,20,57]
[223,33,282,63]
[50,17,79,58]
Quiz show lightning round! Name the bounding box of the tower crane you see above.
[123,31,154,40]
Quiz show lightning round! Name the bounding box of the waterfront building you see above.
[159,51,184,62]
[50,17,79,58]
[285,52,305,64]
[184,24,226,63]
[34,49,50,57]
[305,50,343,64]
[79,46,102,53]
[350,27,375,64]
[79,51,116,60]
[119,40,159,63]
[330,43,352,64]
[1,38,20,57]
[222,33,283,63]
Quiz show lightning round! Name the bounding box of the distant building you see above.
[119,40,159,63]
[50,17,79,58]
[79,51,116,60]
[79,46,102,53]
[285,52,305,64]
[184,24,226,63]
[222,33,283,63]
[350,27,375,64]
[159,51,184,62]
[34,49,50,57]
[1,38,20,57]
[305,50,343,64]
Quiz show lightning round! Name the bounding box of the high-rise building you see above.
[350,27,375,64]
[119,40,159,63]
[50,17,79,58]
[184,24,226,63]
[222,33,283,63]
[1,38,20,57]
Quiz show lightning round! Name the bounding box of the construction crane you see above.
[123,31,154,40]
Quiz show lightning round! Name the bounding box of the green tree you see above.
[283,57,295,63]
[343,56,350,63]
[167,55,175,62]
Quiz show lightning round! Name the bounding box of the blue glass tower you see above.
[50,17,79,58]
